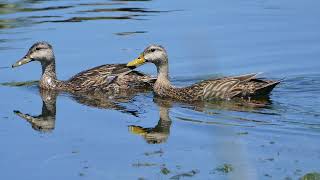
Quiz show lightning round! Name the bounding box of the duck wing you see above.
[197,73,279,100]
[66,64,135,91]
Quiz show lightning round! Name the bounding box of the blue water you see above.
[0,0,320,179]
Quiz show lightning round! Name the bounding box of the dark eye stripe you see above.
[35,47,47,51]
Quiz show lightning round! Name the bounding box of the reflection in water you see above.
[0,0,172,50]
[175,97,276,127]
[78,3,126,6]
[128,95,274,143]
[0,3,20,15]
[0,0,171,50]
[12,85,150,132]
[129,98,260,179]
[0,1,169,30]
[0,66,10,69]
[14,89,57,132]
[40,15,145,23]
[20,5,73,12]
[78,7,167,13]
[114,31,147,36]
[197,97,272,112]
[0,18,30,30]
[1,0,319,178]
[0,80,38,87]
[129,98,172,144]
[164,94,273,115]
[71,90,146,117]
[10,81,274,137]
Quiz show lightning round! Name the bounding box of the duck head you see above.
[12,41,54,68]
[127,45,168,67]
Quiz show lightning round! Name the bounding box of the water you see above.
[1,0,320,179]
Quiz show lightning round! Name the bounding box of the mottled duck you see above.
[127,45,280,102]
[12,42,155,93]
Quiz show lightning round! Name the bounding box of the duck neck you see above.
[154,106,171,133]
[40,89,57,116]
[155,62,171,88]
[40,59,59,89]
[159,106,170,123]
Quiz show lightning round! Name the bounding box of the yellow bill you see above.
[127,54,145,67]
[128,126,146,135]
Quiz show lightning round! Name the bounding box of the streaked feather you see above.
[154,73,280,102]
[54,64,155,93]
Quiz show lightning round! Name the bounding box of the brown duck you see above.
[127,45,280,102]
[12,42,155,93]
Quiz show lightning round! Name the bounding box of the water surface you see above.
[0,0,320,179]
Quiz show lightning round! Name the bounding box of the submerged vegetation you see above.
[300,172,320,180]
[214,164,234,174]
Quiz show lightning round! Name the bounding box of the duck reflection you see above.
[128,95,274,143]
[71,89,150,117]
[13,87,149,132]
[14,89,57,132]
[129,97,172,144]
[194,96,273,113]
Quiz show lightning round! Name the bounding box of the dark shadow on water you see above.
[78,7,171,13]
[78,2,126,6]
[114,31,147,36]
[38,15,146,23]
[28,15,62,19]
[20,5,73,12]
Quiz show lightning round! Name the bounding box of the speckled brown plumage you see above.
[154,73,280,102]
[12,42,155,93]
[66,64,155,93]
[127,45,280,102]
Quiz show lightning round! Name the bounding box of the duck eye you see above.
[35,47,41,51]
[150,49,156,52]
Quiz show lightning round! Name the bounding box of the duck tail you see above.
[231,72,263,81]
[254,80,281,96]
